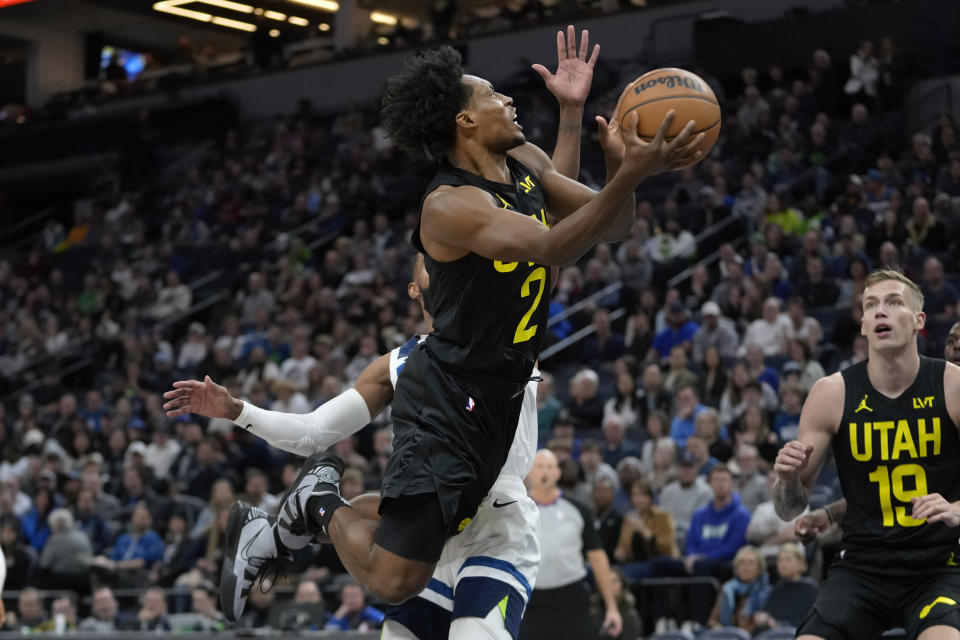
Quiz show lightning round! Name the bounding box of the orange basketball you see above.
[618,68,721,166]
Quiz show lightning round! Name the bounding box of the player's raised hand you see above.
[911,493,960,527]
[774,440,814,482]
[532,25,599,107]
[162,375,241,420]
[794,508,831,543]
[619,110,703,178]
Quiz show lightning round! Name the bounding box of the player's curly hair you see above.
[381,46,472,162]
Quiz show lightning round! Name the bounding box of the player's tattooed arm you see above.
[772,474,809,521]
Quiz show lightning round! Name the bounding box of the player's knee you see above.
[370,570,431,605]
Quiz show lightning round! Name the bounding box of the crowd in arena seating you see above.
[1,24,959,637]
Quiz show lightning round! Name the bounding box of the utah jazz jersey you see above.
[413,156,550,385]
[834,357,960,570]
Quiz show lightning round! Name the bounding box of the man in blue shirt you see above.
[93,502,163,581]
[669,384,708,449]
[651,301,699,359]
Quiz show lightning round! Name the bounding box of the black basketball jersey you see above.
[412,156,550,385]
[834,356,960,570]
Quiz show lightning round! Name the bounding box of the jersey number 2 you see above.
[513,267,547,344]
[868,463,928,527]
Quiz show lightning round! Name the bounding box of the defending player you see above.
[773,269,960,640]
[213,37,700,617]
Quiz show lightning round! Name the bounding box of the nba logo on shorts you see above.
[465,397,475,412]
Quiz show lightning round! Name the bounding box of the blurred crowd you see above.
[0,23,958,638]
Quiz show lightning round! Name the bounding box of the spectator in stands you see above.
[695,408,732,463]
[93,501,164,586]
[637,363,671,426]
[763,193,806,237]
[325,581,384,631]
[669,384,708,449]
[566,369,603,429]
[616,479,679,581]
[523,449,622,639]
[144,423,180,481]
[658,455,712,551]
[579,440,610,487]
[295,578,323,604]
[645,216,696,279]
[698,347,728,409]
[773,384,804,443]
[844,40,879,109]
[692,301,739,363]
[906,196,949,255]
[22,485,54,551]
[685,435,718,478]
[136,587,172,631]
[243,468,279,514]
[738,87,770,133]
[601,415,639,469]
[783,296,823,350]
[663,345,698,395]
[707,545,770,631]
[590,568,641,640]
[740,297,789,357]
[148,270,192,321]
[785,340,825,394]
[1,519,35,590]
[592,469,622,559]
[13,587,48,631]
[651,301,698,360]
[152,509,195,587]
[603,372,640,432]
[922,256,958,325]
[241,272,277,322]
[36,508,92,592]
[582,309,626,368]
[732,171,768,232]
[752,543,819,631]
[191,477,235,539]
[78,586,124,633]
[946,322,960,367]
[734,443,769,512]
[188,583,227,631]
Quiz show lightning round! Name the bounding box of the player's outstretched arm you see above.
[534,25,598,180]
[162,356,394,456]
[424,110,700,267]
[773,373,844,520]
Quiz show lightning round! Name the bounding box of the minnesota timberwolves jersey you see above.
[389,334,539,479]
[834,357,960,570]
[413,156,550,385]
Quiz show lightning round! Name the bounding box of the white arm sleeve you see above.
[235,388,372,457]
[0,544,7,592]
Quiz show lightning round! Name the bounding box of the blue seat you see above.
[699,628,752,640]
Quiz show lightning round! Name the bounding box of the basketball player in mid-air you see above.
[774,269,960,640]
[166,27,659,638]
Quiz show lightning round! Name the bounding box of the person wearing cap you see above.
[863,167,893,216]
[650,301,698,360]
[658,455,714,553]
[692,301,739,363]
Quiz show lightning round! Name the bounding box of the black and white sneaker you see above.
[277,451,347,549]
[220,501,289,623]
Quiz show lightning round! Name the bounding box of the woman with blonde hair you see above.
[708,545,770,631]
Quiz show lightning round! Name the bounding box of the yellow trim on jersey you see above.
[497,594,509,620]
[919,596,956,619]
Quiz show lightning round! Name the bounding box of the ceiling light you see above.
[287,0,338,11]
[212,15,256,30]
[370,11,397,25]
[154,2,212,21]
[200,0,253,12]
[269,28,280,37]
[287,15,308,26]
[318,22,330,31]
[264,9,286,19]
[254,7,262,13]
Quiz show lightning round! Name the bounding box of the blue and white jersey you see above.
[388,335,539,480]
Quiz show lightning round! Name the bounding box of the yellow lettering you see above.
[875,421,895,461]
[495,194,512,209]
[850,422,872,462]
[913,396,935,409]
[494,260,518,273]
[890,420,918,460]
[519,175,535,193]
[918,418,941,457]
[893,463,927,527]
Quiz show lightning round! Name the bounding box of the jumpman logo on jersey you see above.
[855,394,873,413]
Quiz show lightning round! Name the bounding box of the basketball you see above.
[618,68,721,164]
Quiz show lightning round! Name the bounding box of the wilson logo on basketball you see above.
[633,75,705,94]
